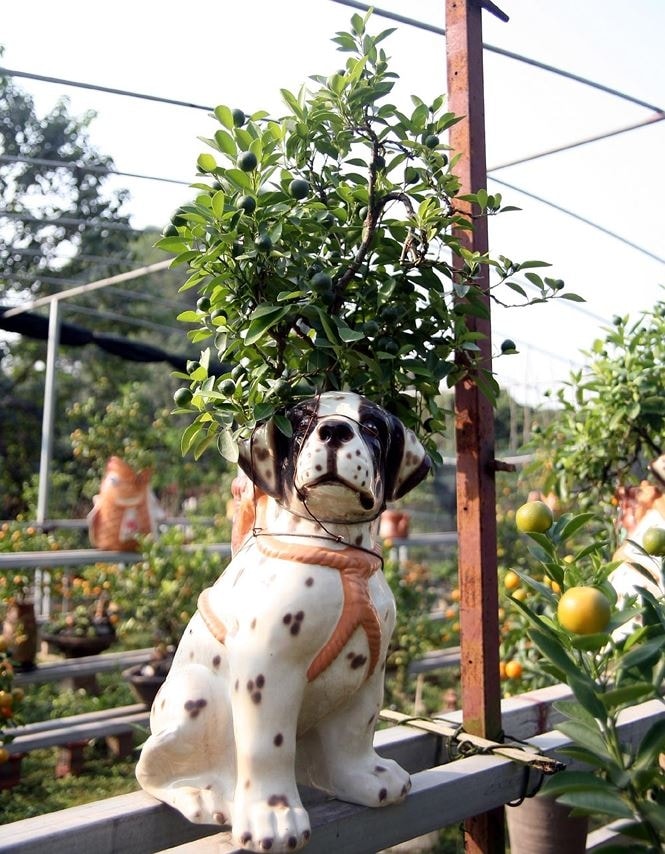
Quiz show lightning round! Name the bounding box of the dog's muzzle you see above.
[293,415,382,518]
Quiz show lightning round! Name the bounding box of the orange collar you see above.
[255,535,382,575]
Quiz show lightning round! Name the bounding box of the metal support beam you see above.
[446,1,505,851]
[36,300,61,524]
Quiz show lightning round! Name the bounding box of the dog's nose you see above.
[318,419,354,446]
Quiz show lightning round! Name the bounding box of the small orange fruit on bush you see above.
[504,660,523,679]
[557,586,611,635]
[504,570,521,590]
[515,500,553,533]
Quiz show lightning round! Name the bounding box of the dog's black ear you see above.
[385,419,431,500]
[237,419,284,499]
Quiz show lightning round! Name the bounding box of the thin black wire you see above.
[0,153,191,187]
[0,66,213,112]
[490,176,665,266]
[329,0,665,115]
[0,210,151,234]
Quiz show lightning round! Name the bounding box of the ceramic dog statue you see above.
[136,392,430,852]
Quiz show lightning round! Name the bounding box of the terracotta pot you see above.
[379,510,410,540]
[506,794,588,854]
[2,601,38,671]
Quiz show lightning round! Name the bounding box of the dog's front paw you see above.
[233,796,311,852]
[331,756,411,807]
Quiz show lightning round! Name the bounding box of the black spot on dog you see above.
[213,811,226,824]
[288,837,298,850]
[184,698,207,718]
[212,655,221,668]
[268,794,289,807]
[256,447,270,461]
[256,674,265,688]
[235,679,239,691]
[261,838,274,850]
[241,831,252,844]
[247,680,254,692]
[355,534,363,546]
[350,654,367,669]
[305,577,314,587]
[295,611,304,622]
[252,691,262,704]
[274,733,283,746]
[290,623,300,636]
[379,788,388,802]
[375,765,387,773]
[283,613,292,625]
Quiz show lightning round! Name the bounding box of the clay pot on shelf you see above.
[379,509,410,540]
[2,601,38,672]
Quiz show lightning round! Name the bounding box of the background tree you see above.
[531,297,665,517]
[0,61,223,517]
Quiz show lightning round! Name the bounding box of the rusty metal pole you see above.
[445,1,505,851]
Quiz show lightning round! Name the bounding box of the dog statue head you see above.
[238,391,430,523]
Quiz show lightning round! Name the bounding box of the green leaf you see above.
[555,790,634,820]
[635,716,665,770]
[567,674,607,721]
[273,414,293,438]
[529,628,581,681]
[211,190,226,218]
[214,129,237,157]
[181,421,201,456]
[214,105,234,129]
[244,306,289,346]
[600,683,654,713]
[619,636,664,670]
[554,512,598,544]
[539,770,618,798]
[155,236,188,254]
[218,429,239,463]
[555,719,608,758]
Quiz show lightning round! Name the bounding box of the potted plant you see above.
[41,597,118,658]
[160,10,573,463]
[505,500,665,852]
[0,569,38,673]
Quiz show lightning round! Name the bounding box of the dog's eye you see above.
[362,420,380,438]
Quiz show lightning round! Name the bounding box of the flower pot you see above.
[506,794,588,854]
[380,510,410,540]
[2,601,38,671]
[41,632,115,659]
[123,655,173,706]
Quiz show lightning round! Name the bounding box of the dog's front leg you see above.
[297,662,411,808]
[228,645,311,852]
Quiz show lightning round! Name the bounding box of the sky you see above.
[2,0,664,408]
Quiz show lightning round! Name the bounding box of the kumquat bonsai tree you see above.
[159,10,577,462]
[510,500,665,851]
